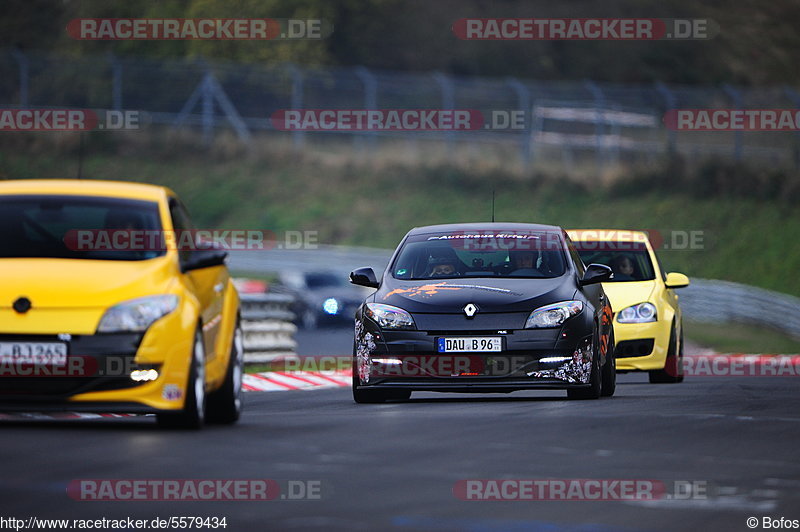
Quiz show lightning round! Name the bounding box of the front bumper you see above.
[613,320,671,371]
[354,315,595,392]
[0,310,195,413]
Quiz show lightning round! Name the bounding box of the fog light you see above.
[130,369,159,382]
[538,356,572,365]
[371,358,402,365]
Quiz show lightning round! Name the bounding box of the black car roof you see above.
[407,222,564,236]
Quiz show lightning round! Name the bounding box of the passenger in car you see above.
[429,258,458,277]
[610,255,636,281]
[508,250,540,276]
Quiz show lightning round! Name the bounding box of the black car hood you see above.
[375,276,576,313]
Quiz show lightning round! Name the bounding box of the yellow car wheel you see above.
[649,323,684,384]
[206,318,245,424]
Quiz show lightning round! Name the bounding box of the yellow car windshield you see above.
[0,194,164,261]
[575,242,656,282]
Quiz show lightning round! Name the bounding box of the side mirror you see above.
[181,247,228,273]
[350,267,379,289]
[581,263,614,286]
[665,272,690,289]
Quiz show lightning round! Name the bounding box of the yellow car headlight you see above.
[617,302,657,323]
[97,295,179,333]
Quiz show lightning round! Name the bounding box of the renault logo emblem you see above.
[463,303,478,318]
[12,297,32,314]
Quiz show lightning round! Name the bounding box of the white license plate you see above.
[0,342,68,365]
[437,337,502,353]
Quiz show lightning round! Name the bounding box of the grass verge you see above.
[685,320,800,354]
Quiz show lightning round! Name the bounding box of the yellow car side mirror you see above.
[665,272,690,289]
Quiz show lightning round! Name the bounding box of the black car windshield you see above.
[0,194,164,261]
[575,242,656,282]
[391,231,567,280]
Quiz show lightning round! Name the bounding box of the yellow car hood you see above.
[601,280,657,313]
[1,257,176,310]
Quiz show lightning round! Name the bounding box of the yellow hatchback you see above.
[0,179,242,427]
[568,230,689,383]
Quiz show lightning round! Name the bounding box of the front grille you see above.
[0,332,147,398]
[615,339,655,358]
[412,312,530,331]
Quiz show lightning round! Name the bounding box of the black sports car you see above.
[349,223,616,402]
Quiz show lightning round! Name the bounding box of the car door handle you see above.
[214,283,224,293]
[599,294,605,302]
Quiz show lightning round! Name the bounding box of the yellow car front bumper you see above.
[0,301,197,413]
[66,302,198,412]
[613,319,672,371]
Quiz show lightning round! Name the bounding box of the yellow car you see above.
[0,179,242,427]
[568,230,689,383]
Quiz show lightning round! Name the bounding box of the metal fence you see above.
[2,49,799,169]
[680,279,800,342]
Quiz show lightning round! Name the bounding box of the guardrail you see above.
[680,279,800,340]
[239,293,298,364]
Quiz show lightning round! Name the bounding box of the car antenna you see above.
[491,188,495,222]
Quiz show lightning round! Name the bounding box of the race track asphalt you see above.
[1,329,798,531]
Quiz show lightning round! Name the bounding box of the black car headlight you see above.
[365,303,415,330]
[525,300,583,329]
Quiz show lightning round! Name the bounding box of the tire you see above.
[567,332,602,400]
[206,318,244,424]
[352,366,387,403]
[600,327,616,397]
[649,323,684,384]
[157,328,206,429]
